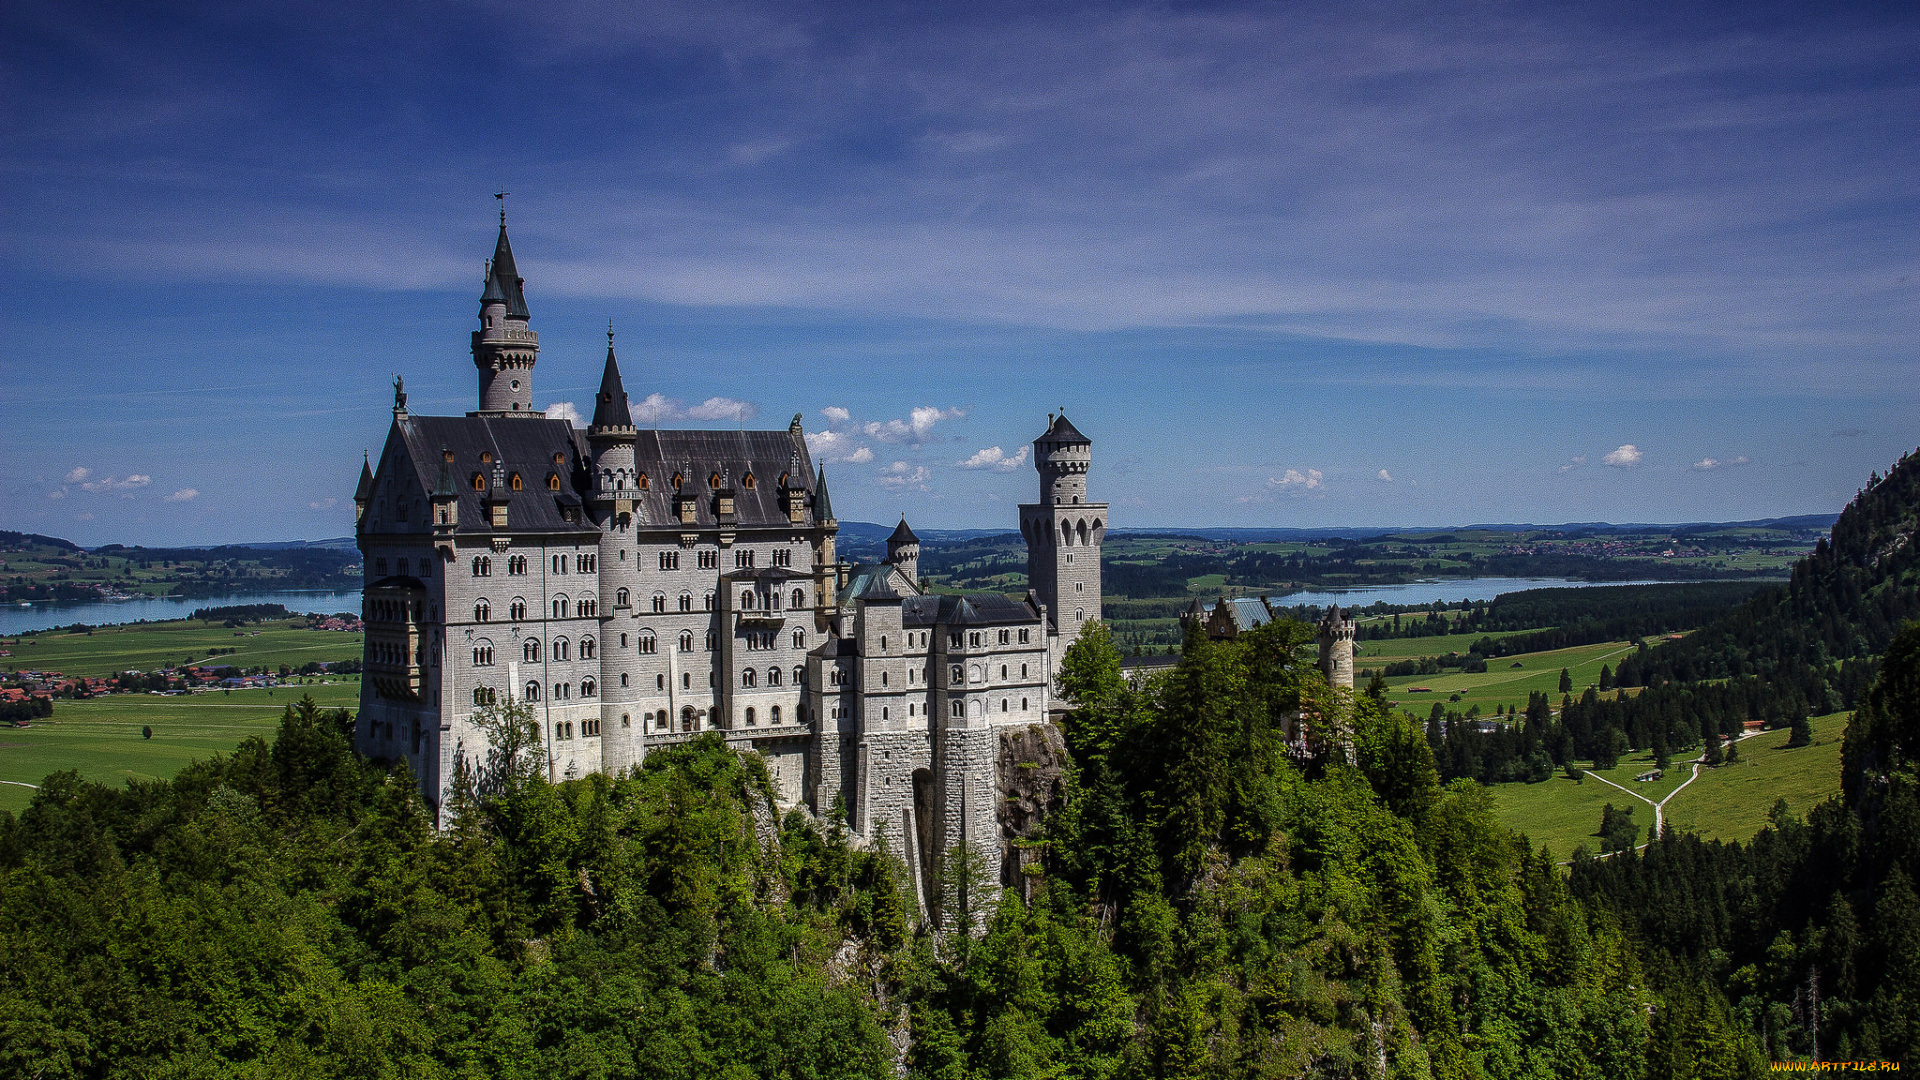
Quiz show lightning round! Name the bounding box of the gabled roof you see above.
[899,591,1040,628]
[1227,597,1273,632]
[589,343,635,432]
[888,518,918,544]
[483,224,530,319]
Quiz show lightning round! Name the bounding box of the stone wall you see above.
[996,722,1068,903]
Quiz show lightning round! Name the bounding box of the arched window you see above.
[582,678,596,697]
[577,599,595,617]
[768,667,782,686]
[473,642,494,666]
[881,671,888,687]
[553,597,567,619]
[510,598,526,620]
[524,639,540,663]
[580,637,596,659]
[550,638,568,661]
[740,590,754,609]
[1076,609,1085,622]
[745,707,756,726]
[554,682,568,700]
[652,593,666,613]
[525,681,541,701]
[671,472,683,491]
[509,555,527,575]
[474,599,490,622]
[616,587,630,608]
[706,631,716,651]
[952,699,965,717]
[742,669,756,688]
[771,705,781,724]
[679,630,693,653]
[703,592,714,611]
[793,666,805,687]
[472,686,496,706]
[547,473,560,491]
[793,630,805,649]
[951,665,963,683]
[792,588,806,609]
[637,633,656,655]
[471,556,485,576]
[509,472,523,491]
[678,592,692,612]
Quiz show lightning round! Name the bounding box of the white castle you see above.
[353,218,1107,907]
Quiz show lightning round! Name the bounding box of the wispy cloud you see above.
[1558,455,1589,474]
[544,401,583,427]
[1691,456,1751,471]
[863,406,966,445]
[806,429,874,464]
[1377,469,1392,482]
[165,488,199,502]
[1269,468,1323,490]
[877,462,932,490]
[1602,445,1643,468]
[632,393,681,423]
[80,473,152,492]
[687,397,757,422]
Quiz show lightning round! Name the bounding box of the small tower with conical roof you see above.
[587,327,643,775]
[1020,411,1107,662]
[472,210,540,416]
[1316,605,1355,690]
[887,518,920,588]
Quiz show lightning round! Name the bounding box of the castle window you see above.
[636,633,654,655]
[949,633,962,648]
[577,599,595,617]
[581,637,597,659]
[679,593,692,612]
[473,643,494,666]
[576,553,594,573]
[1021,663,1028,678]
[524,639,540,662]
[1075,609,1084,622]
[525,681,540,701]
[1019,629,1030,644]
[419,559,432,578]
[509,473,523,491]
[398,559,410,575]
[1076,582,1084,593]
[616,588,630,608]
[1000,664,1007,679]
[553,639,569,661]
[472,687,496,706]
[951,699,964,718]
[741,590,754,609]
[773,549,791,567]
[1022,697,1029,711]
[509,555,527,575]
[553,453,564,465]
[474,600,490,622]
[969,632,981,647]
[794,666,805,687]
[474,556,491,576]
[792,630,805,649]
[671,473,683,491]
[734,550,755,569]
[553,555,567,574]
[581,678,596,697]
[998,629,1009,644]
[698,550,717,570]
[745,707,756,726]
[950,665,962,682]
[652,594,666,613]
[743,669,756,688]
[1065,553,1073,565]
[709,473,722,489]
[472,473,486,491]
[659,551,679,570]
[679,630,693,653]
[742,472,755,490]
[553,598,566,618]
[769,667,782,686]
[880,671,887,687]
[510,598,526,620]
[771,705,781,724]
[547,473,560,491]
[555,683,569,700]
[637,473,648,490]
[704,591,715,610]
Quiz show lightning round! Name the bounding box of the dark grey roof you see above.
[899,592,1039,628]
[855,575,900,601]
[390,414,595,536]
[813,467,835,522]
[355,455,374,501]
[484,225,530,319]
[837,563,896,605]
[721,566,809,583]
[888,518,919,545]
[589,344,634,432]
[1039,412,1088,444]
[630,430,816,528]
[431,455,459,500]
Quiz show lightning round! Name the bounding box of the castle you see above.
[353,218,1107,907]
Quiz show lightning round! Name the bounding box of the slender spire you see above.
[589,330,634,432]
[355,453,374,500]
[483,219,529,319]
[432,452,459,500]
[813,467,835,522]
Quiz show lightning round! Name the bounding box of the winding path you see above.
[1571,728,1760,860]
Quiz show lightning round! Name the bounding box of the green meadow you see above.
[1488,710,1850,861]
[1380,639,1640,714]
[0,682,362,815]
[3,617,363,677]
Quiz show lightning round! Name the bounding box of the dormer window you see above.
[553,453,565,465]
[509,473,523,491]
[709,473,722,489]
[480,451,493,464]
[637,473,649,490]
[547,473,560,491]
[472,473,486,491]
[742,472,755,490]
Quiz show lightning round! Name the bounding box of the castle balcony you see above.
[734,610,787,628]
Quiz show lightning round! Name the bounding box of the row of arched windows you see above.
[739,666,806,688]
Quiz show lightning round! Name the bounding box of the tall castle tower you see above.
[588,330,643,774]
[1316,606,1355,690]
[1019,412,1105,661]
[472,212,539,416]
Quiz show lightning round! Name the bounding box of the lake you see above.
[1,590,360,636]
[1263,577,1698,610]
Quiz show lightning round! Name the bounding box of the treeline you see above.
[1358,581,1770,645]
[189,603,292,623]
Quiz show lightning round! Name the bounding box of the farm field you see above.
[1489,710,1849,861]
[0,682,361,814]
[1354,627,1540,661]
[1381,639,1639,714]
[3,617,363,677]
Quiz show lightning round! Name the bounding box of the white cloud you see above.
[959,446,1029,471]
[47,489,65,500]
[76,512,94,521]
[820,405,851,424]
[1558,455,1589,474]
[1268,468,1323,490]
[877,462,932,490]
[806,429,874,464]
[687,396,758,422]
[1691,455,1751,471]
[63,466,90,484]
[79,474,151,492]
[544,402,583,427]
[631,392,681,423]
[1377,469,1392,482]
[863,405,966,444]
[1602,444,1643,467]
[165,488,199,502]
[308,496,336,509]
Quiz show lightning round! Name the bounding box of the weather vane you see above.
[494,189,509,225]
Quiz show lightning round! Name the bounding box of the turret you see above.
[587,330,637,502]
[354,454,374,527]
[430,449,460,559]
[887,518,920,587]
[1316,605,1355,690]
[1020,411,1106,661]
[1034,411,1092,505]
[472,211,539,416]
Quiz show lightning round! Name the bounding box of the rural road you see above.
[1570,727,1763,860]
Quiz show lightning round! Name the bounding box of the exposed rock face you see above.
[997,722,1069,899]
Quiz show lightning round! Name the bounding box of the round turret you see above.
[1033,412,1092,505]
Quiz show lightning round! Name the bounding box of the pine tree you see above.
[1559,667,1573,694]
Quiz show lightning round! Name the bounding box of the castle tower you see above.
[1316,605,1355,690]
[887,518,920,587]
[1019,412,1106,662]
[472,212,539,416]
[587,331,643,773]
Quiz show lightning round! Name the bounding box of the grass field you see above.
[0,682,361,814]
[1381,639,1639,715]
[3,618,363,677]
[1355,628,1540,661]
[1489,710,1850,860]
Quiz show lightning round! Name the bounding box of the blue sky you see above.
[2,0,1916,545]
